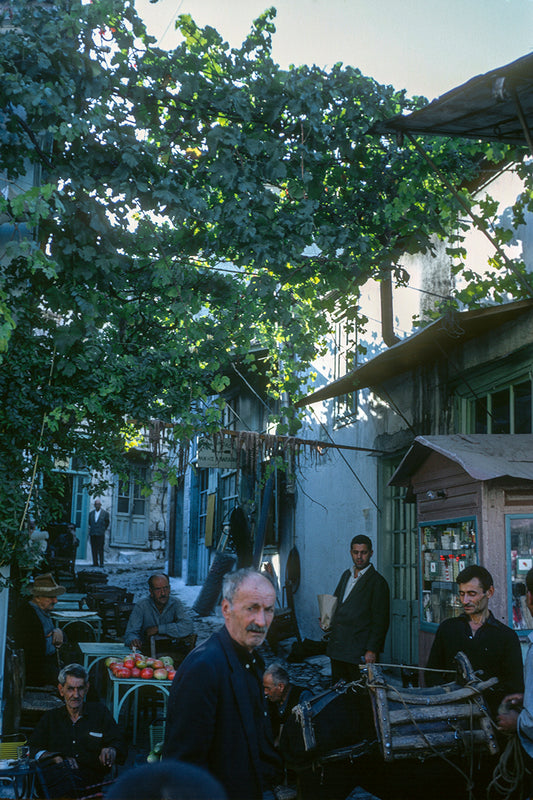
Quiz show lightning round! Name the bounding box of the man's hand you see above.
[364,650,377,664]
[130,638,142,649]
[38,752,64,765]
[498,693,524,733]
[52,628,64,648]
[99,747,116,769]
[145,626,159,637]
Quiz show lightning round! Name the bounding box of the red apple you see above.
[167,669,176,681]
[140,667,154,680]
[123,658,135,669]
[152,660,164,669]
[146,658,155,667]
[153,668,168,681]
[131,667,141,678]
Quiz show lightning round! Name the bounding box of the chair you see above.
[84,587,133,639]
[149,633,197,663]
[4,643,63,734]
[114,601,136,639]
[0,733,27,760]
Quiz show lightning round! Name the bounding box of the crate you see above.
[149,718,166,752]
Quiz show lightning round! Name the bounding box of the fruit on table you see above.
[140,667,154,680]
[107,654,174,679]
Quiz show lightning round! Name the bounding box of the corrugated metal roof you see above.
[295,299,533,407]
[373,52,533,146]
[390,434,533,486]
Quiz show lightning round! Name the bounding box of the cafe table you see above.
[54,598,83,611]
[0,758,50,798]
[51,610,102,641]
[78,642,130,677]
[106,669,172,745]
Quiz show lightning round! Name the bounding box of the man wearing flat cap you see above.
[14,573,66,686]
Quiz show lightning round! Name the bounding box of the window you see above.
[117,467,147,515]
[332,316,358,424]
[197,468,209,544]
[507,515,533,631]
[469,378,532,434]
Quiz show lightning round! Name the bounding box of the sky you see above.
[135,0,533,101]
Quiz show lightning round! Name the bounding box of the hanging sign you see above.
[197,438,239,470]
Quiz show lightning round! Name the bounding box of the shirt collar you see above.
[350,563,372,579]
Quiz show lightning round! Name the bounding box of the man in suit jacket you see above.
[88,499,110,567]
[323,534,390,684]
[162,569,283,800]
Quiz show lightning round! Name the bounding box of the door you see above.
[112,467,150,547]
[379,458,419,666]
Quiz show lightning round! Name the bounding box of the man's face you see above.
[34,595,58,612]
[59,675,88,716]
[458,578,494,618]
[263,673,285,704]
[222,575,276,652]
[350,543,372,572]
[150,576,170,610]
[94,500,101,511]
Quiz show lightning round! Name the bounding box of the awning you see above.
[373,52,533,149]
[389,434,533,486]
[295,299,533,407]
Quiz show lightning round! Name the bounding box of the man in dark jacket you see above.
[30,663,126,798]
[323,535,390,684]
[14,573,65,686]
[427,564,523,716]
[263,661,311,745]
[88,499,110,568]
[162,569,283,800]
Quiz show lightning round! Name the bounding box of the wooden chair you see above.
[4,643,63,734]
[113,601,136,640]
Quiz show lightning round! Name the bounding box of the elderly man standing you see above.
[88,498,109,568]
[163,568,283,800]
[30,663,126,798]
[124,573,193,658]
[14,573,65,686]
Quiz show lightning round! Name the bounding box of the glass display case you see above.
[420,518,478,627]
[508,515,533,632]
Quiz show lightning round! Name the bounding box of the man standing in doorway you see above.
[88,498,109,568]
[162,568,283,800]
[323,534,390,684]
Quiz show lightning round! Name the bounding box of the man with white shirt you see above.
[88,498,110,568]
[324,535,390,684]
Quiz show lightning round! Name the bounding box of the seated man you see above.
[263,662,311,746]
[124,573,194,659]
[14,573,65,686]
[30,663,126,799]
